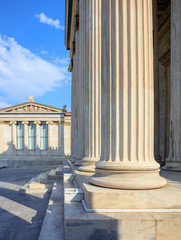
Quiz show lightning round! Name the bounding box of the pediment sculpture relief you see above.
[3,104,59,113]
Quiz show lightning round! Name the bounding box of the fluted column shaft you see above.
[90,0,166,189]
[166,0,181,169]
[23,121,29,155]
[35,121,41,155]
[153,0,162,164]
[74,31,82,166]
[47,122,52,155]
[11,122,17,155]
[76,0,86,163]
[79,0,101,172]
[70,59,76,162]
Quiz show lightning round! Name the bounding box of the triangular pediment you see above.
[0,102,63,114]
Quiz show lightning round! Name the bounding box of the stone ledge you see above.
[69,162,181,210]
[64,201,181,240]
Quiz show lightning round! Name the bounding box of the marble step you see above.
[64,188,84,202]
[48,169,63,180]
[56,165,63,176]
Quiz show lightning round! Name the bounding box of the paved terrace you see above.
[0,168,51,240]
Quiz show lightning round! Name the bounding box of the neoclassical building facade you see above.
[0,96,71,167]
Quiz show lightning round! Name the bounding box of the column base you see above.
[69,156,76,163]
[79,157,99,172]
[90,169,167,190]
[79,164,96,172]
[74,157,82,166]
[163,157,181,172]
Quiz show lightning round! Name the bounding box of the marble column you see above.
[90,0,166,189]
[166,0,181,169]
[10,121,17,154]
[70,60,76,163]
[22,121,29,155]
[34,121,41,155]
[79,0,101,172]
[74,31,82,166]
[76,5,85,165]
[46,121,53,155]
[153,0,162,165]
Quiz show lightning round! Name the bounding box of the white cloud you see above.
[54,57,70,65]
[40,50,48,55]
[36,13,64,30]
[0,35,70,104]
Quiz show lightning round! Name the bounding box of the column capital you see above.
[34,121,41,125]
[22,121,29,125]
[10,121,17,125]
[46,121,53,125]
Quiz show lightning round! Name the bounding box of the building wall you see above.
[0,115,71,162]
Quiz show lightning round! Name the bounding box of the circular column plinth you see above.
[74,157,82,166]
[79,157,99,172]
[90,169,167,190]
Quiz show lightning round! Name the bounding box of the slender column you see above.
[22,121,29,155]
[79,0,101,172]
[76,4,85,164]
[166,0,181,169]
[46,121,53,155]
[153,0,162,165]
[70,61,76,163]
[90,0,166,189]
[34,121,41,155]
[10,121,17,154]
[74,0,86,166]
[74,31,82,166]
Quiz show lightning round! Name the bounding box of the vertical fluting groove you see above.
[115,0,119,162]
[94,0,99,158]
[100,0,105,162]
[132,0,137,162]
[137,0,141,162]
[90,0,92,158]
[109,0,114,161]
[150,2,154,161]
[148,0,151,162]
[93,0,95,158]
[127,0,131,162]
[88,0,91,157]
[135,0,138,162]
[146,0,149,162]
[143,0,146,162]
[109,0,112,161]
[122,0,128,162]
[93,0,100,158]
[85,0,89,157]
[98,0,101,159]
[119,0,123,161]
[110,0,114,161]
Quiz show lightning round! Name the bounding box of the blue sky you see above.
[0,0,71,110]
